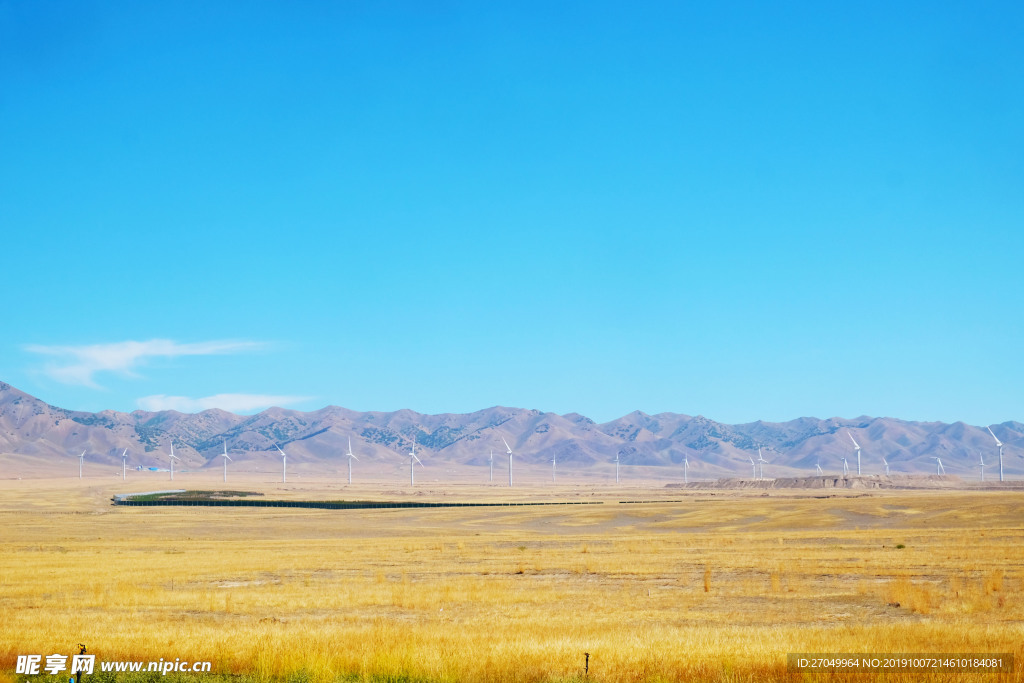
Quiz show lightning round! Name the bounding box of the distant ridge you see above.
[0,382,1019,479]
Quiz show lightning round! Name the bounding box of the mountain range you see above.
[1,381,1020,480]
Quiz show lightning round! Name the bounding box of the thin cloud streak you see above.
[137,393,313,414]
[24,339,265,387]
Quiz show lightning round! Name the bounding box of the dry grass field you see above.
[1,473,1023,683]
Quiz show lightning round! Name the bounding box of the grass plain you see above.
[1,473,1023,683]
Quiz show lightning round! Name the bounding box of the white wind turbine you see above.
[840,456,849,476]
[121,448,128,481]
[168,443,180,481]
[220,441,233,483]
[986,426,1004,482]
[932,456,945,475]
[488,449,494,483]
[882,457,890,476]
[78,450,85,479]
[275,443,287,483]
[756,446,768,480]
[551,451,557,483]
[815,460,823,475]
[345,437,358,485]
[847,432,862,476]
[614,452,620,484]
[748,456,756,478]
[408,437,423,486]
[683,456,689,484]
[978,452,987,482]
[503,437,513,487]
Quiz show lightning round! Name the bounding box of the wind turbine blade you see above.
[275,443,286,455]
[502,437,511,452]
[847,431,860,449]
[986,426,1003,446]
[122,448,127,457]
[412,454,423,465]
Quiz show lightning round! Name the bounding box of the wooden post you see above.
[585,652,590,676]
[76,644,86,683]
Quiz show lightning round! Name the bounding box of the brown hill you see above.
[0,382,1020,480]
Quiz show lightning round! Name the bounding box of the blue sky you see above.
[1,1,1022,425]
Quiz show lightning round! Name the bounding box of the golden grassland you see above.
[1,474,1023,682]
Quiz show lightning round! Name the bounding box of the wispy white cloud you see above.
[23,339,265,387]
[137,393,312,414]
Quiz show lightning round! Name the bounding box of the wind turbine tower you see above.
[551,451,556,483]
[882,457,890,476]
[756,446,768,480]
[275,443,287,483]
[815,460,823,475]
[847,432,862,476]
[933,457,945,475]
[683,456,689,484]
[489,449,494,483]
[503,437,513,487]
[986,426,1004,482]
[221,441,233,483]
[121,449,128,481]
[78,450,85,479]
[614,452,620,484]
[168,443,180,481]
[748,456,756,479]
[978,452,987,482]
[345,437,358,485]
[841,456,849,476]
[408,438,422,486]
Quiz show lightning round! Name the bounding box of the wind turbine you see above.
[986,426,1004,482]
[815,460,823,475]
[551,451,556,483]
[683,456,689,484]
[408,437,422,486]
[614,452,620,484]
[847,432,862,476]
[756,446,768,480]
[882,457,890,476]
[501,438,516,485]
[978,452,987,482]
[932,456,945,475]
[78,450,85,479]
[168,443,180,481]
[220,441,233,483]
[121,449,128,481]
[748,456,756,479]
[488,449,494,483]
[345,437,358,485]
[840,456,849,476]
[275,443,287,483]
